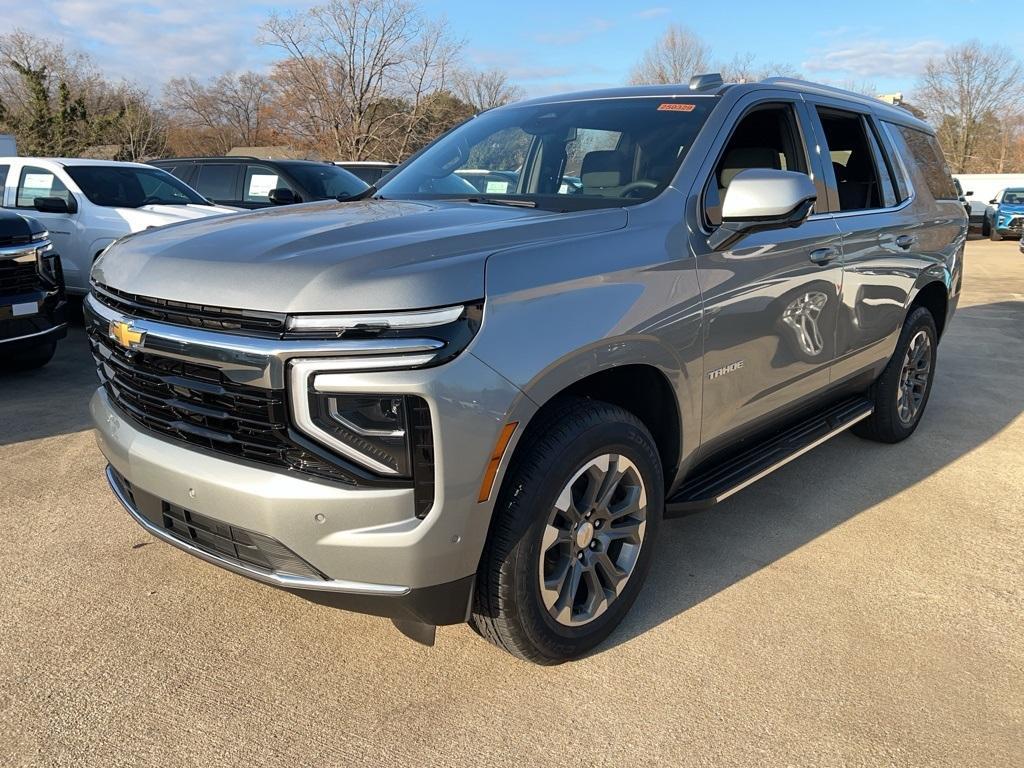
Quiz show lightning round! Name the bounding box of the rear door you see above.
[692,92,843,450]
[805,99,962,384]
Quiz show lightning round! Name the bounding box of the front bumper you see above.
[89,307,532,624]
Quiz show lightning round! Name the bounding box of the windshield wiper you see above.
[464,196,537,208]
[336,185,377,202]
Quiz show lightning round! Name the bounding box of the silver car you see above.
[88,75,966,663]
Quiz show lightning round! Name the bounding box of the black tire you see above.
[471,397,664,664]
[3,341,56,372]
[853,306,938,443]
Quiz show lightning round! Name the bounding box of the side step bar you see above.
[666,396,873,515]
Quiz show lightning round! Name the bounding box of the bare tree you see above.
[718,53,800,84]
[454,67,524,112]
[114,86,166,161]
[629,25,711,85]
[262,0,462,161]
[915,41,1024,173]
[164,72,276,155]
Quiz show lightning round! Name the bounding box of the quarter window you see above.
[16,166,74,209]
[887,124,958,201]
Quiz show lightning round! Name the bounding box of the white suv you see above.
[0,158,238,294]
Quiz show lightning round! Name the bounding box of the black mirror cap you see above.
[268,188,296,205]
[33,196,77,214]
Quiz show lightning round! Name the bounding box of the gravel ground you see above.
[1,238,1021,767]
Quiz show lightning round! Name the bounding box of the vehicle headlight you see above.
[288,303,480,483]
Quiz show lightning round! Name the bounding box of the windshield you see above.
[1001,189,1024,205]
[280,163,367,199]
[65,165,209,208]
[378,96,716,211]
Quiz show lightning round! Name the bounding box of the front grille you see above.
[89,326,365,485]
[0,233,36,248]
[162,502,326,579]
[1008,216,1023,233]
[92,282,287,337]
[0,260,39,295]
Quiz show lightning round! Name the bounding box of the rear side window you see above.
[815,108,888,212]
[0,164,9,189]
[889,124,957,201]
[16,166,74,209]
[194,164,239,202]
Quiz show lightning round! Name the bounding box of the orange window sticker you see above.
[657,103,696,112]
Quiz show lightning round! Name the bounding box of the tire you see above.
[853,306,938,443]
[981,218,991,237]
[471,397,664,664]
[3,341,56,371]
[990,227,1003,241]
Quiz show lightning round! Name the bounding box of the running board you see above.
[666,396,873,515]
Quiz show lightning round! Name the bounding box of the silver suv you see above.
[88,76,966,663]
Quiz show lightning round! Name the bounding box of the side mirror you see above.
[709,169,817,251]
[989,198,998,205]
[965,190,974,196]
[33,196,77,214]
[268,188,296,205]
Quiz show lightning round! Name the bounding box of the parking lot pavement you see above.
[1,239,1022,768]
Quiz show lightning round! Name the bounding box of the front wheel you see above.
[471,398,663,664]
[990,226,1003,241]
[853,306,938,443]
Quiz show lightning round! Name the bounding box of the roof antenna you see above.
[689,73,724,91]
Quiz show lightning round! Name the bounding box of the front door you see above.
[691,96,843,449]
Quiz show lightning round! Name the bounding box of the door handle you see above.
[895,234,918,250]
[809,246,839,265]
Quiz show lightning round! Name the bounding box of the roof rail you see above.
[761,77,876,102]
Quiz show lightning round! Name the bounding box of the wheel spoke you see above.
[542,556,572,610]
[593,454,624,512]
[554,561,584,623]
[541,523,571,555]
[607,483,642,520]
[593,550,627,595]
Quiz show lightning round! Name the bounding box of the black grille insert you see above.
[89,326,372,485]
[0,259,39,296]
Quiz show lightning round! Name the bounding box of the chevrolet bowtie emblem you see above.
[109,320,145,350]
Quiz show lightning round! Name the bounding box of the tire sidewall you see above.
[882,308,938,439]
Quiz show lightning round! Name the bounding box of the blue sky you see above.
[9,1,1021,97]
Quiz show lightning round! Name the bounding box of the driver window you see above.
[244,165,293,204]
[705,103,809,226]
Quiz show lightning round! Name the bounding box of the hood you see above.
[121,203,240,226]
[997,203,1024,214]
[0,209,45,245]
[92,199,627,313]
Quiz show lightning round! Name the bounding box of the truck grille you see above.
[0,260,39,295]
[89,326,364,485]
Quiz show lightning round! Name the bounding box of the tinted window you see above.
[379,97,716,211]
[63,165,208,208]
[816,109,887,212]
[0,164,9,190]
[706,103,809,226]
[194,164,240,201]
[16,166,74,209]
[278,163,366,200]
[243,165,294,204]
[889,124,957,201]
[1000,189,1024,205]
[342,166,391,185]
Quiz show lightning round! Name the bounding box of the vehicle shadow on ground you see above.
[0,300,94,446]
[604,298,1024,652]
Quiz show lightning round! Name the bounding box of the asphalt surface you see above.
[2,239,1022,767]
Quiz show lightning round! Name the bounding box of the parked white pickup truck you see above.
[0,158,238,294]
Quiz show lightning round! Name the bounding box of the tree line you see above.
[1,3,1022,174]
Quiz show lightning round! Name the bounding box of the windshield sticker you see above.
[23,173,55,192]
[657,103,696,112]
[485,180,510,194]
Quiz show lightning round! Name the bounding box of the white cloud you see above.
[803,39,944,78]
[535,18,614,45]
[634,7,671,19]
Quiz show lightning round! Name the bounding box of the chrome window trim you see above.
[85,292,444,389]
[106,465,410,596]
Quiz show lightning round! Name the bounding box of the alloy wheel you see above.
[897,329,932,424]
[538,454,648,627]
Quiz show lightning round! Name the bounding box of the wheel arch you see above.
[907,278,950,337]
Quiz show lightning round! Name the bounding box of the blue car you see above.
[986,188,1024,241]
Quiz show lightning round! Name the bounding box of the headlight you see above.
[304,393,419,476]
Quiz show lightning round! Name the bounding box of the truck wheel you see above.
[471,398,663,664]
[990,227,1003,241]
[4,342,57,371]
[853,306,938,444]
